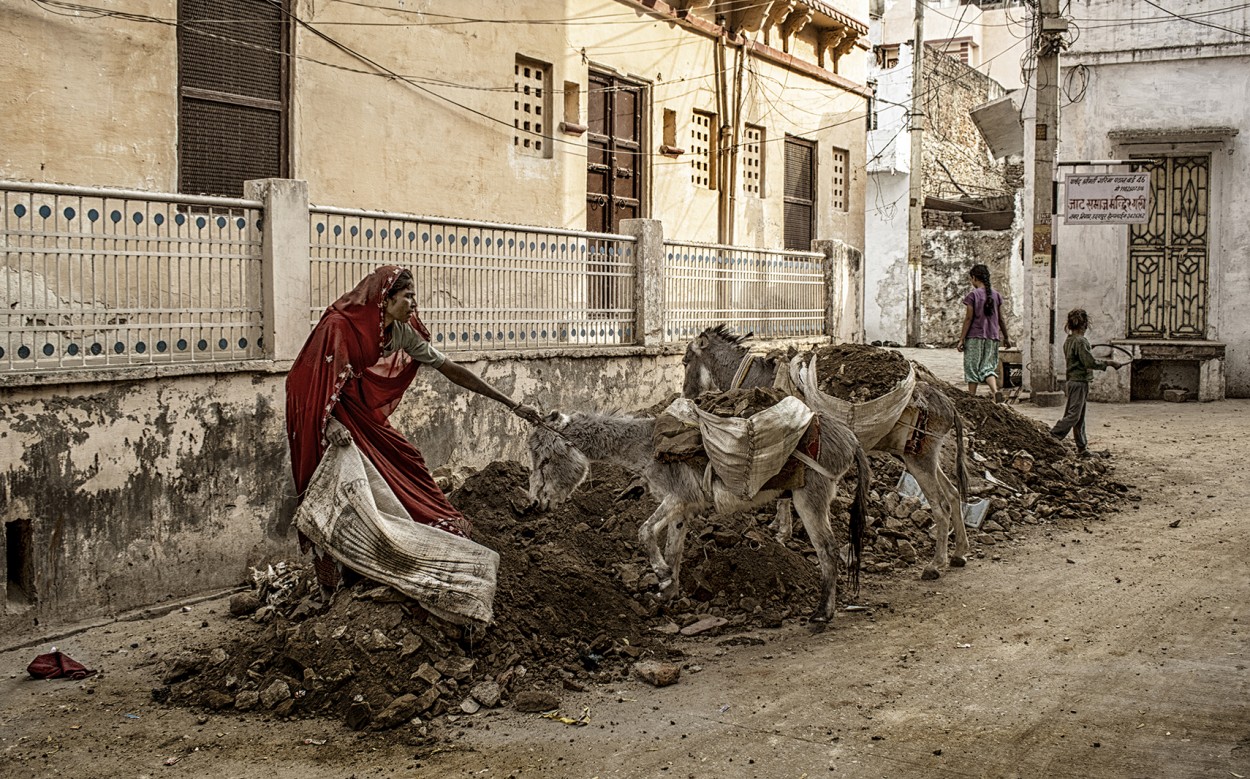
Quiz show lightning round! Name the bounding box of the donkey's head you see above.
[681,325,753,398]
[525,411,590,513]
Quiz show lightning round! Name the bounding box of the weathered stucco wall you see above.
[1054,1,1250,397]
[0,351,687,643]
[0,0,178,190]
[920,229,1019,347]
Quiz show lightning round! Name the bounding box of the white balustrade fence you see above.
[309,207,638,351]
[1,178,842,377]
[0,181,264,373]
[663,241,826,342]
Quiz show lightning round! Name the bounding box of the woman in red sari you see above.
[286,265,540,585]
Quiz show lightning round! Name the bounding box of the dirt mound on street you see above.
[168,461,829,735]
[165,364,1136,737]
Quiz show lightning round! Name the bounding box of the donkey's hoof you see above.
[920,567,941,581]
[656,581,679,602]
[950,556,967,568]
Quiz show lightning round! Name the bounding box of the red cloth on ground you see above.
[27,651,96,680]
[285,265,467,547]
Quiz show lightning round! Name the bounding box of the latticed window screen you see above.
[830,147,848,211]
[691,111,716,189]
[784,137,816,250]
[177,0,287,197]
[742,125,764,197]
[514,57,551,157]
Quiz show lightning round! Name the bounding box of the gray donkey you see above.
[526,408,870,623]
[683,326,971,580]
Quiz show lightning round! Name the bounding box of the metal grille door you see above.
[1128,155,1210,339]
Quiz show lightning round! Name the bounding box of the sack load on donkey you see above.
[790,344,917,452]
[655,387,818,501]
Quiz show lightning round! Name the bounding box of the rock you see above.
[413,686,442,714]
[398,631,425,659]
[897,540,918,563]
[411,663,442,686]
[259,679,291,709]
[975,533,997,546]
[356,629,397,653]
[1162,388,1188,403]
[253,605,276,623]
[616,563,642,588]
[982,519,1006,533]
[162,652,207,684]
[373,694,421,729]
[208,648,229,667]
[680,616,728,636]
[513,690,561,713]
[435,657,476,680]
[739,597,762,613]
[1010,450,1035,473]
[345,701,373,731]
[229,592,261,617]
[633,661,681,688]
[234,690,260,711]
[460,698,481,715]
[204,691,233,711]
[470,681,502,708]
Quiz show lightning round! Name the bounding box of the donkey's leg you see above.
[933,456,970,566]
[640,497,690,600]
[905,454,954,580]
[792,479,840,622]
[771,498,794,544]
[659,509,692,602]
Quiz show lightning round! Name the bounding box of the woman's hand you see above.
[957,340,966,352]
[512,403,542,425]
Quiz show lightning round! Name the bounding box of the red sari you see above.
[286,266,468,553]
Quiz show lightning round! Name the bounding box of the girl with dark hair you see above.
[1050,308,1122,456]
[957,263,1010,401]
[286,265,541,589]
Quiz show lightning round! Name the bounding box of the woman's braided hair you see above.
[970,264,995,318]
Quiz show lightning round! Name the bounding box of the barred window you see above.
[177,0,288,197]
[830,147,848,211]
[691,111,716,189]
[742,124,764,197]
[514,57,551,157]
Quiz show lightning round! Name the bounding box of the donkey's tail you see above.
[953,403,969,509]
[848,442,871,596]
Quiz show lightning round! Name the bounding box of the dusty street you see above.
[2,386,1247,778]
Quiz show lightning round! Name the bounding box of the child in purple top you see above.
[957,264,1010,402]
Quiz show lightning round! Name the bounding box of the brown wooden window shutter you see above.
[784,137,816,250]
[178,0,288,197]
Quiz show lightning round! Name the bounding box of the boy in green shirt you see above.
[1050,309,1123,456]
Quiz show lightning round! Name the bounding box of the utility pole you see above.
[1025,0,1067,405]
[905,0,925,347]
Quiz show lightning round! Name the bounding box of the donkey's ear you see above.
[694,334,709,350]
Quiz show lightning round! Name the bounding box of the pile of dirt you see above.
[811,344,911,402]
[165,362,1136,736]
[167,461,829,735]
[696,387,789,417]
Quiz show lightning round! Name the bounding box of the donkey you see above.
[682,326,971,580]
[527,408,870,623]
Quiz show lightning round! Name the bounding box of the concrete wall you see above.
[920,51,1009,200]
[879,0,1028,90]
[0,351,688,643]
[1053,0,1250,397]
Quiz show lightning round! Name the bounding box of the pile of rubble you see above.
[166,358,1135,735]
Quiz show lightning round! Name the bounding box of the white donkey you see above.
[682,326,971,580]
[526,407,871,623]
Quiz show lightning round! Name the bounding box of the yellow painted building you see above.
[2,0,870,251]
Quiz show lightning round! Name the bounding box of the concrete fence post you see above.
[620,218,665,347]
[246,179,310,363]
[813,238,864,343]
